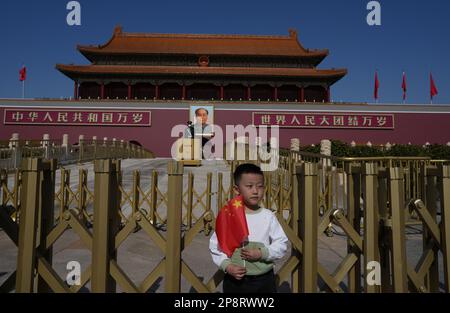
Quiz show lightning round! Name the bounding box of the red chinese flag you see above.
[402,72,407,101]
[430,73,438,100]
[19,66,26,81]
[374,71,380,100]
[215,195,249,257]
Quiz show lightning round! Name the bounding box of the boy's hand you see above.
[226,264,246,280]
[240,248,262,261]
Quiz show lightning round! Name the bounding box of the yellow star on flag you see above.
[232,199,242,209]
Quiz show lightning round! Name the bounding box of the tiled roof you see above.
[77,26,328,58]
[56,64,347,79]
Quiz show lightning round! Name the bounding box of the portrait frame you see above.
[189,104,214,135]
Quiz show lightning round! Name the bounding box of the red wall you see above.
[1,100,450,157]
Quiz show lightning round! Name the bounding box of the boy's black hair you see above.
[233,163,264,185]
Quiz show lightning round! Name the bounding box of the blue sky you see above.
[1,0,449,104]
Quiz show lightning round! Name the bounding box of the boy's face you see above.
[234,173,265,208]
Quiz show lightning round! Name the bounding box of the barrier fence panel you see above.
[0,137,154,171]
[1,153,449,293]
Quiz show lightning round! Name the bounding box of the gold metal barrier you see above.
[1,156,450,293]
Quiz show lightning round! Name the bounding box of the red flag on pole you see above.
[401,72,407,101]
[19,66,27,81]
[430,73,438,100]
[374,71,380,100]
[215,195,249,257]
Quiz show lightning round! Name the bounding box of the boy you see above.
[209,163,288,293]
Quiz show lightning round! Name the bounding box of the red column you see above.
[182,84,186,100]
[247,86,251,101]
[220,86,224,100]
[74,81,79,100]
[274,86,278,101]
[100,83,105,100]
[300,87,305,102]
[155,85,160,99]
[128,83,132,100]
[326,86,330,102]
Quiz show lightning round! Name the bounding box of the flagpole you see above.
[430,71,438,105]
[242,242,246,268]
[22,80,25,99]
[402,70,406,104]
[374,69,379,104]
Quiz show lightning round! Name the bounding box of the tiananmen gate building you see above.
[1,26,449,157]
[56,26,346,103]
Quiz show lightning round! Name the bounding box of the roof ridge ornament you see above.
[288,29,298,39]
[114,25,123,36]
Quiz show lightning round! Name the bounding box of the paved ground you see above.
[0,158,445,292]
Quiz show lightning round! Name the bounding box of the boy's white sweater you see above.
[209,207,288,273]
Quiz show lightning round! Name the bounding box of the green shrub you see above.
[298,140,450,159]
[300,145,321,154]
[384,144,427,157]
[424,144,450,160]
[347,145,384,157]
[330,140,351,157]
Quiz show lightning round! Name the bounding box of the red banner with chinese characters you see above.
[4,109,151,127]
[252,112,394,129]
